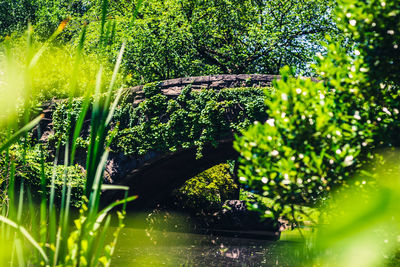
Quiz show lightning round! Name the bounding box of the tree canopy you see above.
[119,0,338,83]
[0,0,339,85]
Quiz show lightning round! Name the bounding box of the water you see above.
[112,228,298,266]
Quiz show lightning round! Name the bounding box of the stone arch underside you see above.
[103,139,238,209]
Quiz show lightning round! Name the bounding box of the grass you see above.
[0,0,143,265]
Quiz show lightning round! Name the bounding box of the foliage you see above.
[0,33,117,102]
[0,5,138,265]
[110,0,339,83]
[49,85,270,160]
[277,152,400,266]
[3,144,85,208]
[234,0,400,225]
[8,0,339,84]
[314,153,400,267]
[0,0,36,37]
[47,84,269,209]
[172,164,238,212]
[1,0,341,85]
[112,86,270,158]
[0,0,92,39]
[51,98,86,146]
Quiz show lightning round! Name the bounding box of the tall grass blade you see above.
[16,181,24,222]
[8,161,15,220]
[90,215,111,267]
[28,19,69,70]
[70,94,91,165]
[107,43,125,97]
[131,0,144,25]
[61,185,72,247]
[101,184,129,191]
[105,87,123,126]
[110,21,116,44]
[53,227,62,266]
[39,143,47,245]
[14,237,25,267]
[85,67,103,197]
[59,142,69,223]
[89,149,110,216]
[0,215,49,264]
[26,190,36,237]
[56,141,69,261]
[26,23,33,67]
[49,142,60,243]
[69,25,87,99]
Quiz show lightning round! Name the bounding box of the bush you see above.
[0,141,86,207]
[172,164,238,212]
[234,0,400,224]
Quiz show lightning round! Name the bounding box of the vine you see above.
[112,85,272,158]
[50,84,272,158]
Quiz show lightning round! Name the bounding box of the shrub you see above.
[234,0,400,225]
[172,164,238,212]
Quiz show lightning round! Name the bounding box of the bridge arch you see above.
[104,139,238,208]
[40,74,280,208]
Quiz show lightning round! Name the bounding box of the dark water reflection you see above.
[112,228,298,266]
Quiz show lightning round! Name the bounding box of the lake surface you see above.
[112,228,300,266]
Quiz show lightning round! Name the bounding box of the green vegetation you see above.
[234,0,400,263]
[118,0,339,82]
[49,85,270,159]
[33,84,269,207]
[113,86,271,157]
[0,1,140,265]
[0,142,86,207]
[1,0,400,266]
[1,0,340,85]
[173,164,238,211]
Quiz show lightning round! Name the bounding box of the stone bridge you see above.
[40,74,280,209]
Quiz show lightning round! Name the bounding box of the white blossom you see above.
[270,150,279,156]
[266,118,275,127]
[283,174,290,185]
[344,155,354,166]
[383,107,392,116]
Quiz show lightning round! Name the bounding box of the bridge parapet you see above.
[129,74,279,105]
